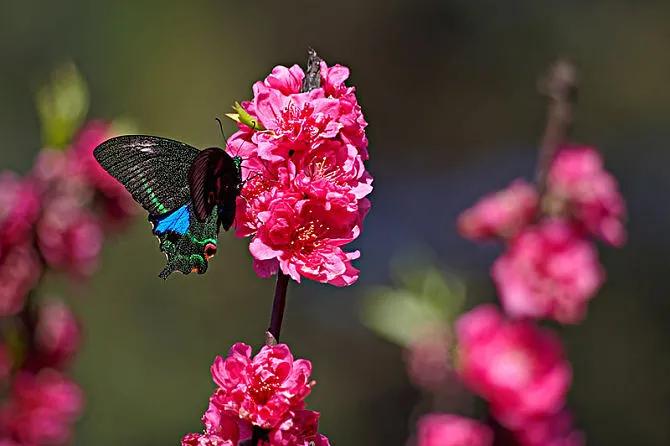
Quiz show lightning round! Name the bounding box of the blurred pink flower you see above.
[36,194,103,277]
[0,370,83,446]
[547,145,626,246]
[68,121,137,226]
[227,59,371,286]
[416,414,493,446]
[0,173,41,252]
[513,411,584,446]
[0,243,42,317]
[210,343,313,430]
[456,305,571,428]
[33,300,81,370]
[404,328,453,392]
[458,179,539,241]
[492,220,604,324]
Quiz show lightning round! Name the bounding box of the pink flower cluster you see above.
[182,343,329,446]
[458,144,625,323]
[227,61,372,286]
[0,122,136,316]
[0,120,135,446]
[444,143,625,445]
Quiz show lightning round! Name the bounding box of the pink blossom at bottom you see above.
[184,343,329,445]
[456,305,571,428]
[0,370,83,446]
[210,343,313,430]
[492,219,604,324]
[416,414,493,446]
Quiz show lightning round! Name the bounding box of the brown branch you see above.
[535,58,578,197]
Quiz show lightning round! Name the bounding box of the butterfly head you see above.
[232,155,243,174]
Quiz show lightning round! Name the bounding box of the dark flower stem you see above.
[535,59,578,197]
[266,272,289,345]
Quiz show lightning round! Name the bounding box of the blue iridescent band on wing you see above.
[153,203,191,234]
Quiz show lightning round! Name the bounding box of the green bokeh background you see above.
[1,1,669,445]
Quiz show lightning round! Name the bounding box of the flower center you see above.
[249,376,280,405]
[306,157,343,183]
[276,103,324,146]
[289,208,331,254]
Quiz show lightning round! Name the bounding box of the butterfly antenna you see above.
[215,117,227,145]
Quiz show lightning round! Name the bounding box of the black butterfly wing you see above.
[149,202,220,279]
[188,147,241,230]
[93,135,199,215]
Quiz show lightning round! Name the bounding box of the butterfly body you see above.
[93,135,243,278]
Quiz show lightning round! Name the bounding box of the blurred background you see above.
[1,0,669,444]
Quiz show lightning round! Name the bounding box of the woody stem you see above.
[266,272,290,344]
[535,58,578,197]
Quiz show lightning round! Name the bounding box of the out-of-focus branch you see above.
[535,59,578,196]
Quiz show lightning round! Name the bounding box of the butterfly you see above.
[93,135,243,279]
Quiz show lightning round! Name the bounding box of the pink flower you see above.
[0,173,41,252]
[36,194,103,277]
[416,414,493,446]
[546,145,626,246]
[456,305,571,428]
[210,343,313,430]
[404,327,453,392]
[458,180,538,241]
[226,58,371,286]
[68,121,137,226]
[248,195,363,286]
[182,400,251,446]
[0,370,83,446]
[268,409,331,446]
[33,299,81,369]
[0,243,42,317]
[513,411,584,446]
[492,220,604,324]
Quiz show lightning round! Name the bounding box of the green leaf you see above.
[359,266,466,347]
[36,63,89,149]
